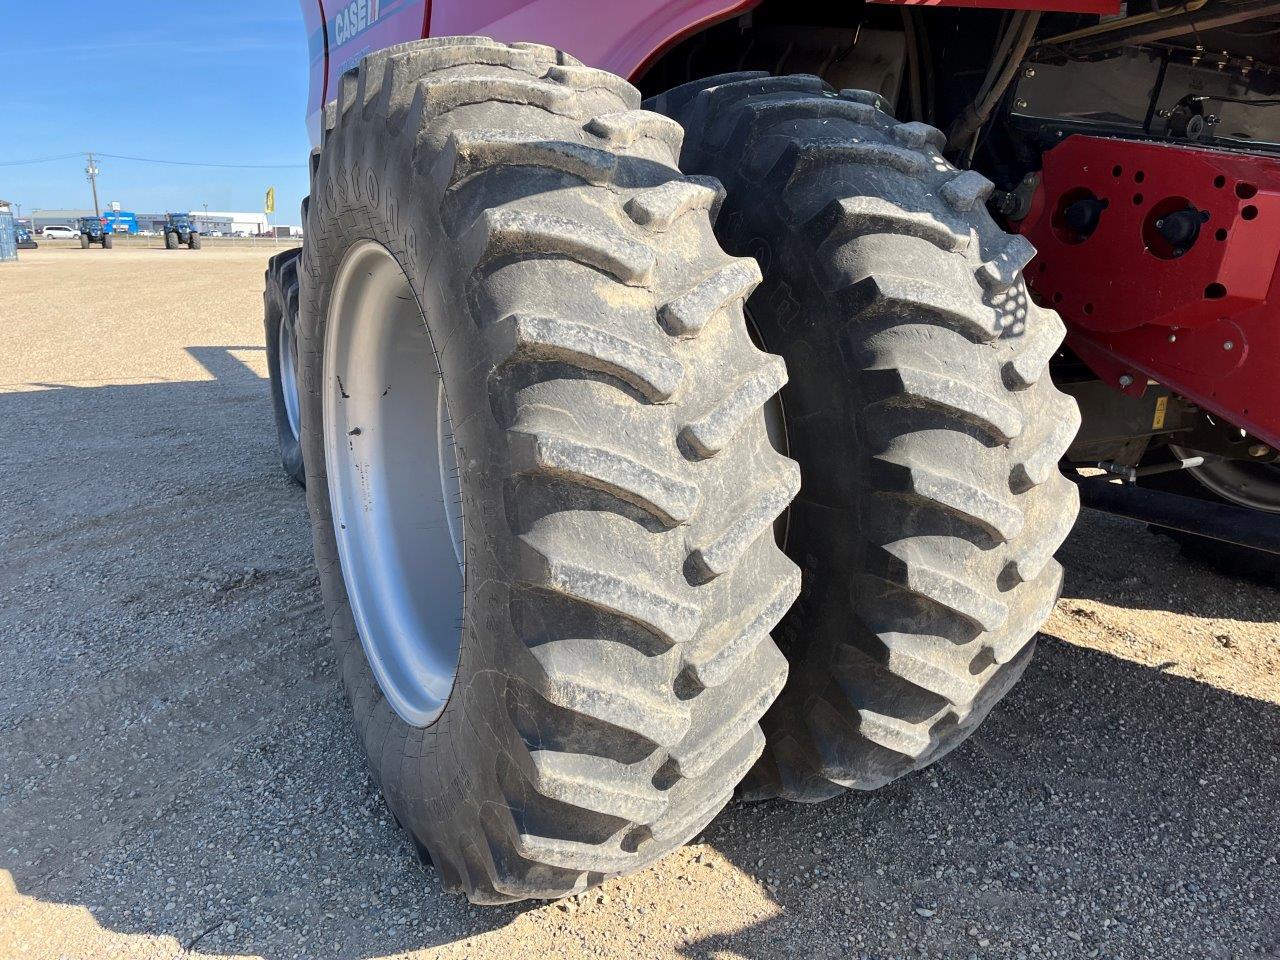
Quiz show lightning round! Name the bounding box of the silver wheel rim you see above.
[279,313,302,441]
[1170,443,1280,513]
[322,240,465,728]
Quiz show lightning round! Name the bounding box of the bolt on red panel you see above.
[1015,135,1280,448]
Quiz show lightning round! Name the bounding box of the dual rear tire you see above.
[269,41,1079,901]
[264,248,305,486]
[652,74,1080,799]
[294,39,799,903]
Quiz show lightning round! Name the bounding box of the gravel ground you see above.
[1,245,1277,960]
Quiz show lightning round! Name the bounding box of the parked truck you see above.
[264,0,1280,903]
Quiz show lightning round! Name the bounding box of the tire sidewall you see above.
[297,130,515,872]
[726,204,866,659]
[264,253,306,485]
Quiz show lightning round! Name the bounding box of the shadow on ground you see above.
[1056,499,1279,623]
[2,353,1277,959]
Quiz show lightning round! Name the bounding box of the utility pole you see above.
[85,153,101,218]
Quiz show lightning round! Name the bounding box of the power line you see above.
[0,152,83,166]
[0,151,304,169]
[97,153,305,169]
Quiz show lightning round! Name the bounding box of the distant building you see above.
[191,211,272,235]
[29,208,136,233]
[30,208,289,236]
[29,209,95,230]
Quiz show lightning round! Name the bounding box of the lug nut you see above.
[1118,374,1134,387]
[1223,340,1234,350]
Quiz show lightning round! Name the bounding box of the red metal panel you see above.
[302,0,1123,142]
[433,0,1123,78]
[326,1,431,91]
[430,0,761,81]
[299,0,766,140]
[1016,136,1280,447]
[303,0,431,145]
[872,0,1118,13]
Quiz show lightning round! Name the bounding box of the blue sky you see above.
[2,2,312,222]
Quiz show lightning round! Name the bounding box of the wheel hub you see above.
[1171,443,1280,513]
[322,240,464,727]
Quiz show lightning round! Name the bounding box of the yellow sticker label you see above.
[1153,395,1168,430]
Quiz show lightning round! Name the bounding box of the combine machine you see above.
[263,0,1279,902]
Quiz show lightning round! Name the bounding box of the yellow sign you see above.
[265,187,276,215]
[1153,395,1168,430]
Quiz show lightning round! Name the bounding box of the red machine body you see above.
[1017,136,1280,448]
[301,4,1271,454]
[871,0,1114,9]
[302,0,1119,141]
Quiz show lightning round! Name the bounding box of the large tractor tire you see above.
[296,39,799,902]
[653,74,1080,800]
[189,233,202,249]
[79,235,89,249]
[264,247,305,485]
[103,234,113,249]
[165,231,179,250]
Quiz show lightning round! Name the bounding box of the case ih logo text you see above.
[333,0,380,45]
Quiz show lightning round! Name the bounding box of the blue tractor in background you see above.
[163,213,201,250]
[76,216,113,249]
[16,221,37,250]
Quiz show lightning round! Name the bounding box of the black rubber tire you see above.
[653,74,1081,800]
[189,233,202,249]
[1138,458,1280,587]
[79,235,89,249]
[103,234,113,249]
[297,39,799,902]
[264,247,305,486]
[165,231,179,250]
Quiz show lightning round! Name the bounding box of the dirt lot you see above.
[1,245,1277,960]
